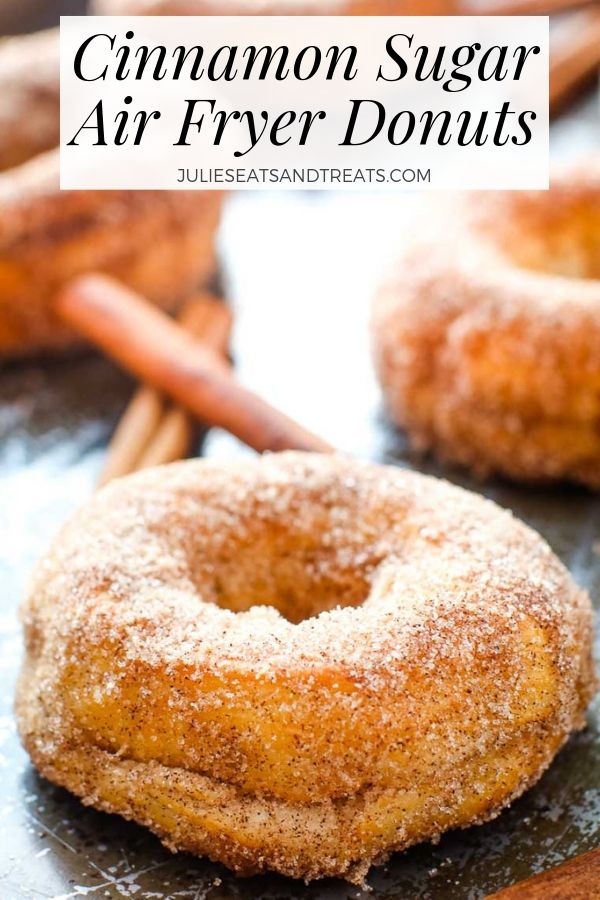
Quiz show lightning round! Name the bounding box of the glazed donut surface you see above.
[372,164,600,488]
[16,452,595,881]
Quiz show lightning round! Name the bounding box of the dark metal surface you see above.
[0,183,599,899]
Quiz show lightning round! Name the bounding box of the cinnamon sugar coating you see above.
[372,163,600,488]
[0,149,222,357]
[0,29,222,358]
[16,453,595,882]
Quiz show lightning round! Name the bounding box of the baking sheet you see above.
[1,113,600,900]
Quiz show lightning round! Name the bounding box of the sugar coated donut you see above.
[372,164,600,488]
[0,31,222,359]
[0,150,222,357]
[16,452,595,882]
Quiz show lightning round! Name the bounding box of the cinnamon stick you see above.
[550,10,600,117]
[98,386,164,486]
[136,297,233,470]
[135,405,196,469]
[56,274,332,455]
[487,847,600,898]
[97,294,232,485]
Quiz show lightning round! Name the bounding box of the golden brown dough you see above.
[0,28,222,358]
[0,150,222,357]
[16,452,595,882]
[372,164,600,488]
[0,30,60,172]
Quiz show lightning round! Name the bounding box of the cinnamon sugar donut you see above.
[16,453,595,882]
[373,165,600,488]
[0,149,221,357]
[0,31,221,358]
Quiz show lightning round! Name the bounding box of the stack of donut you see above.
[0,29,221,357]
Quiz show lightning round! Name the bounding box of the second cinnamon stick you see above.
[135,296,233,469]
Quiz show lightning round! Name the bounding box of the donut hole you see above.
[188,523,378,624]
[491,194,600,280]
[199,548,373,624]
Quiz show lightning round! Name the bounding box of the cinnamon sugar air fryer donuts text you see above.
[73,31,540,90]
[67,30,541,153]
